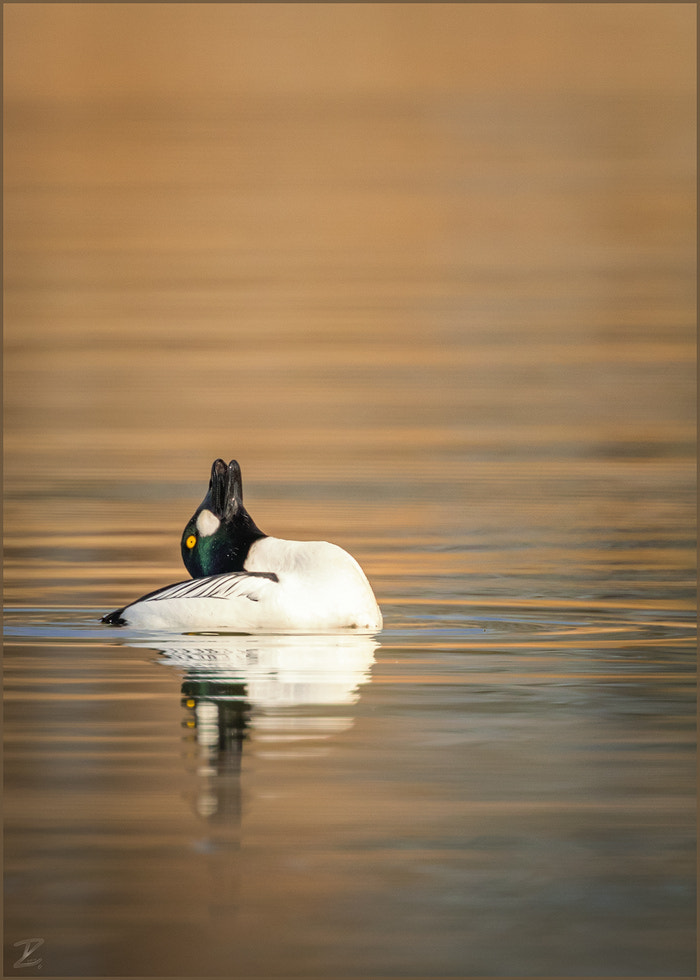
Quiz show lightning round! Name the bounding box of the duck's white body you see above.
[114,537,383,633]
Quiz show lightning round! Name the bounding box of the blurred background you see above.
[3,4,697,977]
[4,2,695,608]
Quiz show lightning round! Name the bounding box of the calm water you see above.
[3,6,697,976]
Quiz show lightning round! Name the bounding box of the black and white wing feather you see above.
[102,571,279,624]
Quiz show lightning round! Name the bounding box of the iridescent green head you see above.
[181,459,265,578]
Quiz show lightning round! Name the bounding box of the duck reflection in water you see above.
[181,681,250,824]
[127,634,379,825]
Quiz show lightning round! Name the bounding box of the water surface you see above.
[3,6,696,976]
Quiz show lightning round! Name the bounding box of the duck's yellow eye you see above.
[186,534,197,549]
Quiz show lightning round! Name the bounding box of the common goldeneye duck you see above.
[102,459,383,633]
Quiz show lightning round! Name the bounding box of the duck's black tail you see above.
[101,607,126,625]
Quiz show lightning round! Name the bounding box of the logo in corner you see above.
[13,938,44,970]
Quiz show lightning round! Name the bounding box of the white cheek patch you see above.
[196,509,221,537]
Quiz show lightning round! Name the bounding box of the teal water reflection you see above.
[4,604,695,976]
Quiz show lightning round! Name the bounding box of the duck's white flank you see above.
[118,537,383,633]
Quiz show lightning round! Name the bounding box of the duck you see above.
[102,458,383,633]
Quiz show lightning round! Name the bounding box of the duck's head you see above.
[181,459,266,578]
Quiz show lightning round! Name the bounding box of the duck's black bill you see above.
[203,458,243,519]
[207,459,228,517]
